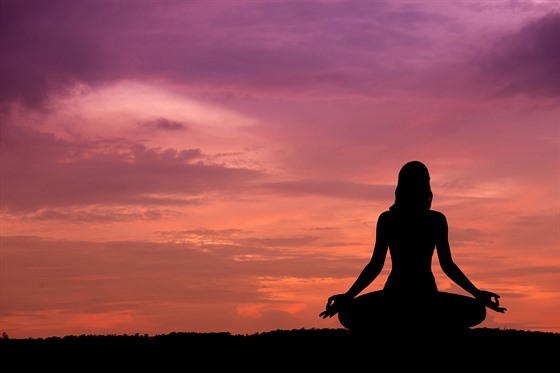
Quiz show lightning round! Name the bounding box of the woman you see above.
[320,161,506,334]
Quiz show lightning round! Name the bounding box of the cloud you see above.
[477,11,560,98]
[26,207,183,224]
[0,122,264,213]
[142,117,189,132]
[4,0,542,110]
[0,1,131,108]
[260,180,394,201]
[157,228,320,254]
[0,232,350,310]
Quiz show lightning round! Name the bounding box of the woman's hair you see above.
[389,160,433,212]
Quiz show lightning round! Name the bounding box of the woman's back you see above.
[382,209,444,295]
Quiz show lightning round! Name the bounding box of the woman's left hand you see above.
[477,290,507,313]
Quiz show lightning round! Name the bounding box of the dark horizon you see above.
[3,327,558,371]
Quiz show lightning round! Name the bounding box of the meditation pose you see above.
[320,161,506,334]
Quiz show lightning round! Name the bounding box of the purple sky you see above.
[1,1,559,338]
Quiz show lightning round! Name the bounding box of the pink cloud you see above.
[0,122,264,213]
[141,117,189,132]
[259,180,393,201]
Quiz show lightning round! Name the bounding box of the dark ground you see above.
[2,327,558,370]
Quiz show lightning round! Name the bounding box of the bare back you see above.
[380,209,447,295]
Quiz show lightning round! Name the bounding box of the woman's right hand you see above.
[319,293,352,318]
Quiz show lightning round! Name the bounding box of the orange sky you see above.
[1,1,559,338]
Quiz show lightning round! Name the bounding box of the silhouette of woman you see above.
[320,161,506,334]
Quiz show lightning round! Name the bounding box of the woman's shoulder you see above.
[379,209,392,217]
[427,209,447,223]
[380,209,448,226]
[382,209,446,217]
[427,209,445,217]
[377,210,394,225]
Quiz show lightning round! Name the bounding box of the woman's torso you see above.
[382,209,442,295]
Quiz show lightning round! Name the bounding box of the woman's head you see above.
[390,161,433,212]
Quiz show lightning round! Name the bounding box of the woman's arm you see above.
[435,212,506,313]
[345,211,390,298]
[319,212,390,318]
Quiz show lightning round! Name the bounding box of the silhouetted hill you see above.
[2,327,558,370]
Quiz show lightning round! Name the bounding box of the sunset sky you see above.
[1,0,559,339]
